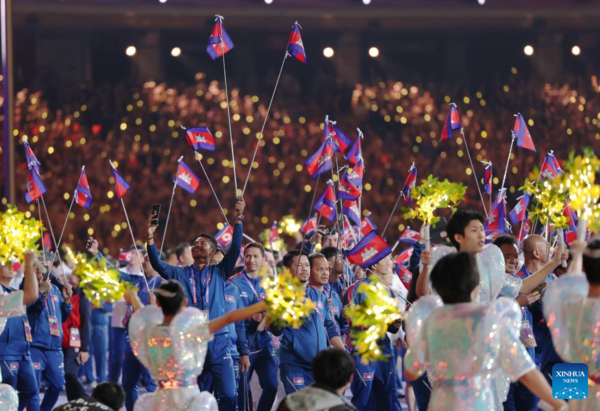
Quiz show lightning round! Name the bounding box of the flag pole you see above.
[53,165,84,261]
[500,134,517,193]
[295,175,321,274]
[217,15,238,198]
[195,151,230,226]
[460,127,488,218]
[242,50,289,196]
[381,185,406,239]
[119,197,149,290]
[38,196,68,283]
[160,158,182,256]
[530,156,548,235]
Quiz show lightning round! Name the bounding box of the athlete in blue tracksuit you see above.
[83,301,111,384]
[323,283,349,336]
[0,283,39,411]
[27,276,72,411]
[229,269,279,411]
[271,284,342,394]
[345,276,403,411]
[147,200,245,411]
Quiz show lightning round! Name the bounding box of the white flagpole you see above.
[119,197,149,290]
[160,157,182,255]
[39,196,68,283]
[195,152,229,225]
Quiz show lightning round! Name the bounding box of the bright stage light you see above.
[572,45,581,56]
[478,0,485,4]
[323,47,334,58]
[171,47,182,57]
[369,47,379,58]
[363,0,371,4]
[126,46,137,57]
[524,45,534,56]
[265,0,273,3]
[159,0,167,3]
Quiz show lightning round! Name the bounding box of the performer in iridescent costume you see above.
[405,252,568,411]
[544,238,600,411]
[127,280,268,411]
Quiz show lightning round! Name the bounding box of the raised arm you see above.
[22,251,40,304]
[216,198,245,280]
[415,249,434,298]
[519,246,567,295]
[145,219,187,280]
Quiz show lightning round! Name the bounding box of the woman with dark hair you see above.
[543,238,600,410]
[125,280,270,411]
[404,253,567,411]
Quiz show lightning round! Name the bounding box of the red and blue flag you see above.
[25,169,47,204]
[540,151,562,181]
[360,215,377,237]
[338,171,362,201]
[345,231,391,268]
[509,193,531,224]
[287,22,306,64]
[24,141,41,171]
[402,163,417,203]
[300,216,318,236]
[440,104,461,141]
[175,160,201,194]
[343,200,361,226]
[514,113,536,152]
[206,16,234,60]
[563,200,578,233]
[314,180,337,222]
[305,138,333,179]
[517,217,531,244]
[346,158,364,187]
[75,169,93,209]
[394,247,413,266]
[185,126,216,152]
[323,116,352,154]
[110,163,130,199]
[483,162,493,196]
[344,129,363,167]
[269,221,280,244]
[485,190,508,234]
[398,228,419,244]
[215,224,234,249]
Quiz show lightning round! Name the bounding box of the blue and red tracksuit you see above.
[229,271,278,411]
[271,285,340,394]
[344,278,403,411]
[148,223,242,410]
[27,284,72,411]
[0,285,38,411]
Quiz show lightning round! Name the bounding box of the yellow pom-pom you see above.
[402,175,466,226]
[0,205,43,266]
[261,267,314,329]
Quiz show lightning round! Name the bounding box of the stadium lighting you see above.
[477,0,485,4]
[171,47,182,57]
[368,47,380,58]
[264,0,274,3]
[524,45,534,56]
[126,46,137,57]
[323,47,335,58]
[159,0,167,3]
[363,0,371,4]
[572,45,581,56]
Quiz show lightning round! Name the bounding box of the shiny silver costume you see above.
[129,305,218,411]
[0,289,24,411]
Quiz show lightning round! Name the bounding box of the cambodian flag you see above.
[25,169,47,204]
[344,130,363,167]
[75,169,93,209]
[402,163,417,203]
[360,215,377,237]
[394,247,413,266]
[314,181,337,222]
[118,250,133,263]
[345,231,391,268]
[215,224,234,249]
[305,138,333,179]
[440,104,461,141]
[323,116,352,154]
[110,163,130,199]
[509,193,531,224]
[269,221,280,244]
[540,151,562,181]
[563,201,578,233]
[485,191,508,234]
[300,216,318,236]
[287,22,306,64]
[514,113,536,152]
[517,217,531,244]
[206,16,234,60]
[185,126,216,152]
[338,171,362,201]
[347,158,364,187]
[483,163,493,196]
[24,141,41,171]
[395,264,413,290]
[398,228,419,244]
[175,160,201,194]
[343,200,361,226]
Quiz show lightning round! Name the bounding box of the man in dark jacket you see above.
[278,348,357,411]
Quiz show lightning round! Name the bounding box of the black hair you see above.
[309,252,328,267]
[92,382,125,411]
[492,234,518,249]
[430,252,480,304]
[447,210,485,250]
[156,280,186,316]
[130,243,147,253]
[194,234,218,250]
[175,242,191,259]
[283,249,309,268]
[312,348,355,389]
[584,238,600,285]
[321,246,342,260]
[244,242,266,257]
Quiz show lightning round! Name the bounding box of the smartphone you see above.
[150,204,161,226]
